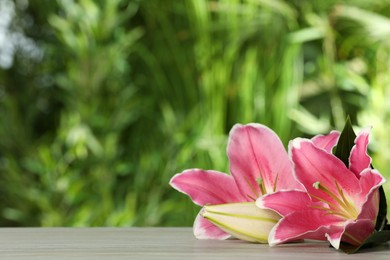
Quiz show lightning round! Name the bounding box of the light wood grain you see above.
[0,228,388,259]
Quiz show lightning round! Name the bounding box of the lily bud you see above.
[201,202,281,243]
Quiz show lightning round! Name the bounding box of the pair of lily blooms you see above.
[170,123,386,250]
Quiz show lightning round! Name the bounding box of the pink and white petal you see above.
[228,123,299,199]
[349,127,372,177]
[326,219,375,249]
[256,190,314,217]
[170,169,247,206]
[342,219,375,246]
[311,130,340,153]
[193,211,231,240]
[356,169,385,220]
[289,138,360,205]
[358,169,385,196]
[269,209,343,246]
[357,189,380,221]
[324,227,344,249]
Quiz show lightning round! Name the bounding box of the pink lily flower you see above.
[256,127,386,249]
[170,124,339,240]
[169,123,301,240]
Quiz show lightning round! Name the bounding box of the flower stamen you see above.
[310,205,349,219]
[334,180,358,218]
[256,177,266,196]
[311,180,358,220]
[273,172,279,192]
[244,176,260,201]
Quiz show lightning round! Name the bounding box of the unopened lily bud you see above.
[201,202,281,243]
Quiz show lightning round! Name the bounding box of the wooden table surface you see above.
[0,227,389,259]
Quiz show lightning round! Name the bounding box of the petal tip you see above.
[193,212,230,240]
[169,170,195,191]
[325,233,341,250]
[228,123,269,137]
[255,197,265,209]
[290,138,305,150]
[268,239,280,247]
[369,169,386,185]
[360,125,372,134]
[169,173,180,190]
[268,229,281,246]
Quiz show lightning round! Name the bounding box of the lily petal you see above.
[324,226,344,249]
[326,219,375,249]
[269,209,343,246]
[193,212,230,240]
[169,169,247,206]
[228,123,298,199]
[256,190,313,217]
[311,130,340,153]
[289,139,360,206]
[202,202,280,243]
[356,169,385,220]
[349,127,372,177]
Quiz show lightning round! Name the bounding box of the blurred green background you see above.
[0,0,389,227]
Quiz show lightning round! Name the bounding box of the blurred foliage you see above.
[0,0,389,226]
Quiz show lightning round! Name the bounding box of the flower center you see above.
[311,180,358,220]
[244,172,269,201]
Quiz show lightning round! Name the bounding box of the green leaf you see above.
[339,230,390,254]
[375,186,388,231]
[333,116,356,167]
